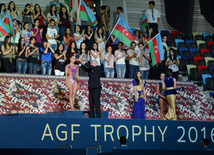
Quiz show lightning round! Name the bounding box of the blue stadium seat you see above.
[178,47,188,56]
[185,40,195,48]
[202,33,211,41]
[202,74,212,85]
[175,39,185,48]
[189,48,199,57]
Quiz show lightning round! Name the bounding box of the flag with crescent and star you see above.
[140,14,148,37]
[111,18,136,47]
[148,33,164,66]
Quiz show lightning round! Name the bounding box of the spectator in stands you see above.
[22,3,34,31]
[127,42,139,78]
[201,138,213,151]
[105,6,110,27]
[118,136,130,149]
[156,73,166,120]
[95,27,106,61]
[74,25,85,50]
[8,1,20,21]
[163,69,177,120]
[49,0,63,14]
[0,3,7,18]
[1,36,15,73]
[166,49,180,80]
[91,42,101,66]
[65,55,79,110]
[40,41,55,75]
[79,42,90,76]
[63,28,74,51]
[16,37,28,74]
[162,35,170,59]
[47,5,60,33]
[138,43,151,79]
[84,25,94,51]
[66,41,77,64]
[22,22,31,47]
[145,1,160,38]
[33,4,47,29]
[59,6,72,41]
[116,7,125,22]
[111,35,120,54]
[134,30,142,52]
[104,46,115,78]
[31,19,43,48]
[46,19,59,51]
[27,36,39,74]
[115,42,126,78]
[54,43,67,75]
[100,5,108,35]
[12,19,22,45]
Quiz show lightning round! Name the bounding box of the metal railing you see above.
[56,145,73,149]
[85,145,102,155]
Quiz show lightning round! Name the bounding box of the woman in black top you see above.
[84,25,94,50]
[54,43,67,76]
[27,36,39,74]
[156,73,167,120]
[16,37,28,73]
[66,41,77,64]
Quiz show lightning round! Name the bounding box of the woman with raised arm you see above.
[84,25,94,51]
[47,5,60,33]
[65,55,79,110]
[27,36,39,74]
[156,73,167,120]
[95,27,106,61]
[163,69,177,120]
[16,37,28,74]
[22,3,34,30]
[132,71,147,119]
[63,28,74,51]
[1,36,15,73]
[79,42,90,76]
[74,25,85,50]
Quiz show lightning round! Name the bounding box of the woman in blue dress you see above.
[132,71,147,119]
[163,69,177,120]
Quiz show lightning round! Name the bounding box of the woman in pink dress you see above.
[65,55,79,110]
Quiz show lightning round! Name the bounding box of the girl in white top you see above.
[74,25,85,49]
[95,27,106,61]
[166,49,180,80]
[90,42,102,66]
[134,30,142,52]
[114,42,127,78]
[162,35,170,60]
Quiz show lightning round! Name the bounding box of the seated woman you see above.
[163,69,177,120]
[132,71,147,119]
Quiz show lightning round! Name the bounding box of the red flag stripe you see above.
[152,38,161,63]
[115,24,136,40]
[80,5,87,13]
[0,26,7,36]
[141,19,148,25]
[3,17,10,25]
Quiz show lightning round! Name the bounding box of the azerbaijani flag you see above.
[148,33,164,66]
[78,0,98,26]
[0,20,7,37]
[64,0,73,12]
[112,18,136,47]
[2,11,15,37]
[140,14,148,36]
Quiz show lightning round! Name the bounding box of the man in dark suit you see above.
[76,59,101,118]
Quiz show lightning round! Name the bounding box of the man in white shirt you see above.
[145,1,160,38]
[46,19,60,51]
[126,42,139,78]
[116,7,125,22]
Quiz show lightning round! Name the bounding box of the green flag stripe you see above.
[79,11,92,23]
[112,29,132,47]
[142,22,148,28]
[148,41,157,66]
[4,24,11,33]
